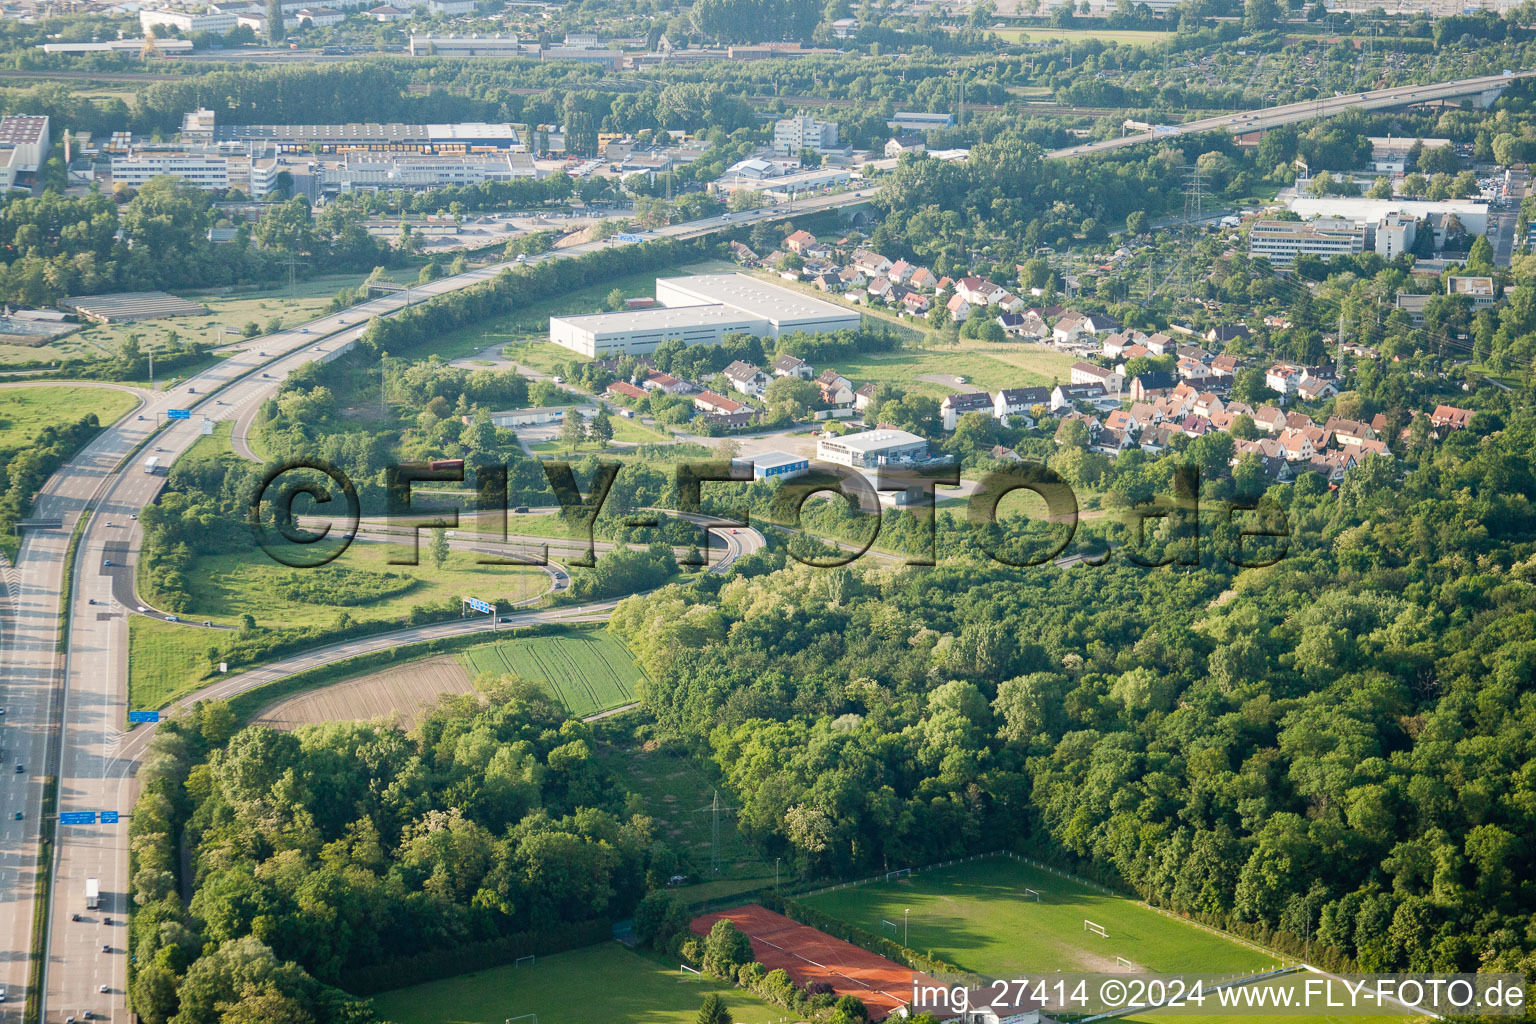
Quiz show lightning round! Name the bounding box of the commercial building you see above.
[111,152,230,190]
[488,406,595,428]
[209,117,521,154]
[1288,197,1488,239]
[743,450,810,481]
[40,38,194,54]
[888,111,953,131]
[139,8,239,32]
[1366,136,1451,173]
[409,35,527,56]
[317,153,536,191]
[1447,275,1498,310]
[772,114,840,156]
[1248,218,1367,264]
[549,276,860,358]
[1375,213,1416,258]
[816,428,931,470]
[0,115,50,174]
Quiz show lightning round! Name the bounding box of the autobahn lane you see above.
[35,215,777,1022]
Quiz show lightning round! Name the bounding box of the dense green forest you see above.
[129,683,659,1024]
[610,407,1536,978]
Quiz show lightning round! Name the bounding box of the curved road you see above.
[5,62,1531,1022]
[0,203,775,1023]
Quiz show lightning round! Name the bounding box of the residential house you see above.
[1176,344,1212,363]
[1100,330,1148,358]
[1128,371,1177,401]
[810,272,842,292]
[941,391,994,430]
[888,259,914,283]
[1265,362,1306,397]
[723,360,769,396]
[1070,361,1122,393]
[817,369,854,407]
[784,230,816,254]
[773,355,813,379]
[1207,324,1252,344]
[1276,428,1316,461]
[955,277,1007,307]
[1430,404,1474,431]
[694,391,747,415]
[1193,392,1224,420]
[866,277,894,301]
[1051,381,1114,412]
[1210,353,1240,380]
[642,371,690,395]
[851,249,892,275]
[989,445,1023,462]
[996,293,1027,314]
[1296,376,1338,402]
[1092,426,1137,455]
[605,381,648,401]
[997,311,1045,338]
[902,292,931,315]
[1251,405,1287,433]
[1081,311,1123,334]
[853,382,880,412]
[1053,312,1091,346]
[1055,411,1101,443]
[945,292,973,321]
[994,386,1051,424]
[907,267,937,291]
[1325,417,1376,447]
[838,266,867,289]
[1145,332,1178,356]
[1176,357,1214,383]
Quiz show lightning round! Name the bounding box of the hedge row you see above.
[338,917,613,995]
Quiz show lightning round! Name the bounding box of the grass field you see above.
[826,337,1077,398]
[0,271,390,367]
[0,385,138,449]
[370,942,785,1024]
[458,627,643,717]
[129,614,224,711]
[172,541,548,631]
[596,743,778,903]
[802,856,1273,978]
[429,258,737,362]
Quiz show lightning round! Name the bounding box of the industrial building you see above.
[548,274,861,357]
[741,451,810,481]
[409,35,528,56]
[816,428,931,470]
[0,115,50,174]
[209,118,521,154]
[1288,197,1489,241]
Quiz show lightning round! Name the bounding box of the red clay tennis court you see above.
[691,904,933,1020]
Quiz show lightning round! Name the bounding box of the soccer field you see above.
[369,942,785,1024]
[458,628,643,717]
[801,856,1273,978]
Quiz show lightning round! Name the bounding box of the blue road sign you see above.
[60,812,97,825]
[167,408,191,420]
[128,711,159,723]
[466,597,493,615]
[101,811,120,824]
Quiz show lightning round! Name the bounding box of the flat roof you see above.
[552,303,763,335]
[750,450,808,469]
[821,428,927,453]
[658,274,858,327]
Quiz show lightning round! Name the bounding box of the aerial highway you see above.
[1045,69,1536,160]
[1,205,773,1023]
[6,62,1533,1021]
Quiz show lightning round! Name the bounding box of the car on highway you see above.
[100,985,109,994]
[167,615,179,622]
[15,764,23,773]
[101,944,111,953]
[103,559,112,567]
[12,811,19,820]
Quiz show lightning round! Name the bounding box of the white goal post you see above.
[1024,888,1041,902]
[886,868,912,881]
[681,964,703,976]
[881,919,900,935]
[514,955,536,967]
[1117,956,1135,969]
[1084,919,1108,937]
[506,1015,538,1024]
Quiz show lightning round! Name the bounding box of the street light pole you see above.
[904,908,909,946]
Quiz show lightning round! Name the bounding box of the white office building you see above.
[772,114,840,156]
[1288,197,1489,238]
[1249,218,1366,264]
[139,8,239,32]
[112,152,230,190]
[1375,213,1417,258]
[548,274,860,357]
[816,428,930,470]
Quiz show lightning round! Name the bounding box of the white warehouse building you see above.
[548,274,861,357]
[816,428,930,469]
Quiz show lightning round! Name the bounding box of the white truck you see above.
[85,877,99,911]
[143,455,159,475]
